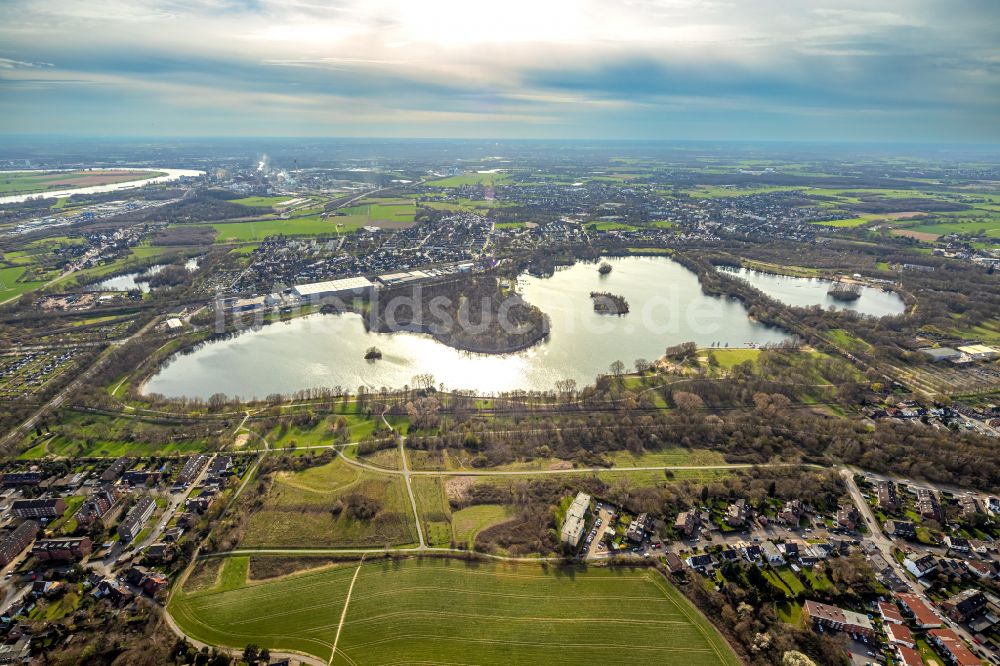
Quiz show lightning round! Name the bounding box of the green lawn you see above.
[170,557,739,666]
[48,495,85,534]
[702,348,761,369]
[588,221,637,231]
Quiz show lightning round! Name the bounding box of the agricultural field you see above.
[241,457,417,548]
[170,557,739,666]
[811,216,872,228]
[427,172,512,187]
[206,214,367,242]
[340,197,417,225]
[0,169,160,195]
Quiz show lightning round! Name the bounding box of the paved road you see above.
[840,467,985,658]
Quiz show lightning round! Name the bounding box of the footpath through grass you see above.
[171,557,739,666]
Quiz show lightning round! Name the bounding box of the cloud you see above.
[0,0,996,139]
[0,57,53,69]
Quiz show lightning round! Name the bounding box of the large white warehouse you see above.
[292,276,375,300]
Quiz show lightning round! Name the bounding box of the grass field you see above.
[230,196,292,208]
[588,221,637,231]
[17,410,208,459]
[701,348,761,369]
[340,198,417,224]
[427,173,512,187]
[207,214,369,242]
[0,265,47,302]
[451,504,514,546]
[241,457,417,548]
[171,557,739,665]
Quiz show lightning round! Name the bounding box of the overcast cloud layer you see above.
[0,0,997,140]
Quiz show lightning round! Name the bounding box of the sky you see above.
[0,0,997,141]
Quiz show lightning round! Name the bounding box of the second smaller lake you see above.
[718,266,906,318]
[89,257,200,293]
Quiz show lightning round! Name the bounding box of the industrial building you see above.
[292,276,374,300]
[560,492,591,547]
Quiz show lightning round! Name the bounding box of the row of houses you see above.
[679,537,854,574]
[0,521,38,568]
[31,537,92,562]
[804,593,982,666]
[118,496,155,544]
[76,484,125,527]
[9,498,66,520]
[175,455,209,486]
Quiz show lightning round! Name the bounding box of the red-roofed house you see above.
[896,645,922,666]
[801,600,874,638]
[879,601,904,625]
[927,628,980,666]
[886,622,915,649]
[896,593,942,628]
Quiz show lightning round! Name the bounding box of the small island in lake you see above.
[364,346,383,360]
[827,279,862,301]
[590,291,629,315]
[598,262,613,275]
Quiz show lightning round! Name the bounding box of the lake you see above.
[143,256,792,399]
[718,266,905,317]
[90,258,200,293]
